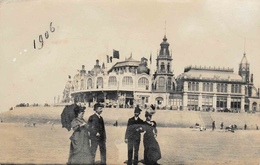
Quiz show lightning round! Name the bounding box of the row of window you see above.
[74,76,150,90]
[187,95,242,109]
[187,82,242,93]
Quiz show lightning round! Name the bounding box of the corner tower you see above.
[239,53,250,83]
[153,35,175,92]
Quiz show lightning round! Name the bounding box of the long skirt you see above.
[143,133,161,165]
[68,130,91,164]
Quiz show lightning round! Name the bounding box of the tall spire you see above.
[244,37,246,56]
[164,21,167,36]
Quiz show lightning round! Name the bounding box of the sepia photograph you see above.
[1,0,260,164]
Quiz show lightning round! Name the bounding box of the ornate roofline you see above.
[184,65,234,73]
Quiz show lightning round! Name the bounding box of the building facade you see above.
[62,35,260,112]
[176,66,246,112]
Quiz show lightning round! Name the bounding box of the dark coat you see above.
[88,113,106,141]
[125,117,144,141]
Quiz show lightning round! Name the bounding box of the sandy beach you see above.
[0,122,260,165]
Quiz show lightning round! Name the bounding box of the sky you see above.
[0,0,260,112]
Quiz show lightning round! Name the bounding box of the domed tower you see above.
[153,35,175,92]
[239,53,250,83]
[137,57,150,74]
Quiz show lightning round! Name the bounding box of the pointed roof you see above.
[160,35,169,46]
[240,53,249,64]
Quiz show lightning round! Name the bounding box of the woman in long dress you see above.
[143,106,161,165]
[67,106,92,164]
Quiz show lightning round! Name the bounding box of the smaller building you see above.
[176,66,246,112]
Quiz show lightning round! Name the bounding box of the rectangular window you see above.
[216,96,227,108]
[188,95,199,110]
[231,97,241,110]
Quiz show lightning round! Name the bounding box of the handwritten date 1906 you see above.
[33,22,55,50]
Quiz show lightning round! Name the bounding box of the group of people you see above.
[125,105,161,165]
[64,102,161,165]
[67,102,106,165]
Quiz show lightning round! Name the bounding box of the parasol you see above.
[61,104,78,131]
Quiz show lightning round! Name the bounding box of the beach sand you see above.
[0,123,260,165]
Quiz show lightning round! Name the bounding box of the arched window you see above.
[231,84,242,93]
[203,83,212,92]
[217,84,220,92]
[217,83,227,93]
[191,82,199,91]
[210,83,213,92]
[196,82,199,91]
[87,78,92,89]
[224,84,228,93]
[122,76,133,87]
[203,83,206,91]
[191,82,195,91]
[167,63,170,73]
[108,76,117,87]
[188,82,191,91]
[74,80,79,90]
[238,85,241,93]
[161,62,165,72]
[231,84,234,93]
[172,82,175,91]
[80,79,85,90]
[138,77,149,90]
[158,77,165,90]
[96,77,103,89]
[167,77,172,90]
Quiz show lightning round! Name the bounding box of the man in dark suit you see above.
[88,103,106,165]
[125,105,144,165]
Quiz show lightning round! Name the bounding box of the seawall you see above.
[1,106,260,129]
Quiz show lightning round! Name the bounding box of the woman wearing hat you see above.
[67,106,91,164]
[143,105,161,165]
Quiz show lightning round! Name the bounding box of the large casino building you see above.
[62,35,260,112]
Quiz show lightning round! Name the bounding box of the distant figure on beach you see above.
[244,124,247,130]
[51,123,55,130]
[220,122,224,129]
[113,120,118,127]
[256,124,259,130]
[0,118,3,123]
[143,105,161,165]
[212,121,216,131]
[24,121,30,127]
[88,103,106,165]
[67,105,91,164]
[125,105,144,165]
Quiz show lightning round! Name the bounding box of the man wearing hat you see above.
[88,103,106,165]
[125,105,144,165]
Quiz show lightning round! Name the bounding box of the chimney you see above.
[96,59,99,66]
[82,65,85,70]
